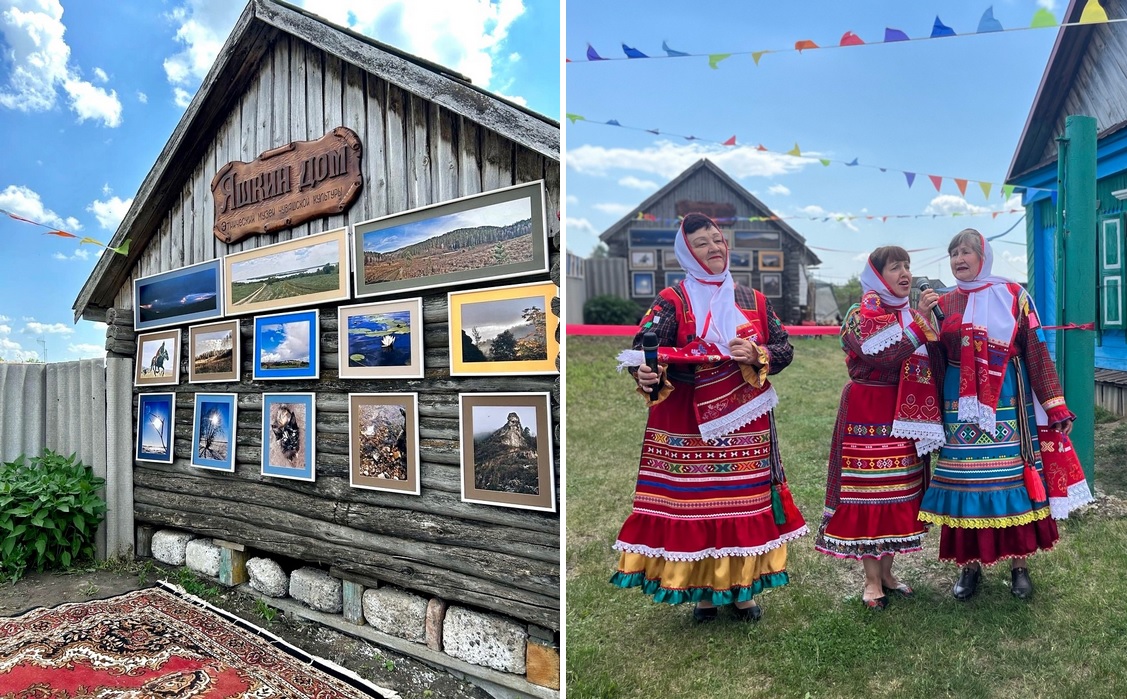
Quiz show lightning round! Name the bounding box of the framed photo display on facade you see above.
[348,393,420,495]
[191,393,237,472]
[447,281,559,377]
[352,181,548,298]
[458,392,555,512]
[223,227,349,316]
[252,310,319,381]
[261,393,316,482]
[188,320,240,383]
[135,329,181,387]
[136,392,175,464]
[337,299,424,379]
[134,259,224,332]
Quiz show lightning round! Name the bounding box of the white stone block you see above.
[361,587,427,643]
[442,606,527,674]
[246,557,289,598]
[185,538,221,578]
[288,567,342,613]
[151,530,194,566]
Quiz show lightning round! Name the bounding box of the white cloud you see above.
[0,323,10,334]
[87,195,132,231]
[67,343,103,357]
[53,248,90,261]
[593,202,633,216]
[24,321,73,335]
[0,1,123,126]
[618,176,658,191]
[924,195,991,216]
[92,66,107,83]
[136,91,148,104]
[0,184,81,231]
[1037,0,1058,10]
[0,315,8,322]
[173,87,193,108]
[852,252,870,263]
[566,194,578,205]
[568,140,814,180]
[794,204,860,231]
[768,184,791,196]
[565,217,596,236]
[260,322,310,364]
[163,1,529,106]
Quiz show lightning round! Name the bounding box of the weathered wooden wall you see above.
[111,33,561,630]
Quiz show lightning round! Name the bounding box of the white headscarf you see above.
[856,256,914,355]
[673,218,743,354]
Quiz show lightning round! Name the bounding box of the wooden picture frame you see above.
[761,272,783,298]
[447,281,559,376]
[223,227,349,316]
[458,392,555,512]
[758,250,785,272]
[134,259,224,332]
[631,271,655,298]
[338,299,424,379]
[729,251,753,269]
[662,249,681,270]
[630,249,657,270]
[252,310,319,381]
[261,393,316,482]
[188,320,240,384]
[732,272,752,288]
[353,180,548,298]
[135,329,180,387]
[665,272,686,287]
[136,392,175,464]
[348,393,420,495]
[191,393,236,472]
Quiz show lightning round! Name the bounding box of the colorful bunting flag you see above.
[931,16,956,38]
[795,40,819,52]
[662,40,688,57]
[846,158,859,167]
[977,6,1004,33]
[622,43,648,58]
[752,51,766,65]
[787,143,802,156]
[46,230,77,239]
[1003,184,1016,199]
[722,135,737,146]
[979,181,993,199]
[884,27,910,42]
[929,175,943,191]
[905,172,916,188]
[840,31,865,46]
[955,178,968,196]
[586,44,605,60]
[820,159,831,166]
[1,208,130,256]
[1080,0,1109,24]
[566,113,585,123]
[708,53,731,69]
[1031,8,1058,27]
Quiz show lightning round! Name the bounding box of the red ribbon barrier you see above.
[566,324,843,337]
[1040,323,1096,331]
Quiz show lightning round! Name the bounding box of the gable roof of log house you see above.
[598,159,822,266]
[1006,0,1098,181]
[73,0,559,323]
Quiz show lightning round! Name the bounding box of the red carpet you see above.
[0,585,390,698]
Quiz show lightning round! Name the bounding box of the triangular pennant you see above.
[931,16,956,38]
[839,31,865,46]
[5,212,35,224]
[1080,0,1109,24]
[977,6,1004,33]
[662,40,689,57]
[111,239,131,256]
[955,178,968,196]
[708,53,731,69]
[787,143,801,156]
[586,44,605,61]
[565,113,585,123]
[979,181,993,199]
[845,158,859,166]
[646,128,660,135]
[882,216,889,222]
[992,211,1001,219]
[622,43,648,59]
[756,144,768,151]
[605,119,621,126]
[795,39,819,52]
[884,27,910,42]
[879,168,887,172]
[929,175,943,191]
[685,135,698,141]
[722,135,737,146]
[820,159,831,166]
[1003,184,1016,199]
[752,51,766,65]
[1031,8,1058,28]
[46,230,79,238]
[952,212,963,217]
[904,172,916,188]
[78,236,106,247]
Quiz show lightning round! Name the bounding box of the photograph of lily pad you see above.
[338,299,424,379]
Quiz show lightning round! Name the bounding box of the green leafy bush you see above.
[583,294,642,325]
[0,449,107,582]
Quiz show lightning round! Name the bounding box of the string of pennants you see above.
[1,208,131,256]
[565,114,1054,200]
[570,1,1116,66]
[631,207,1023,227]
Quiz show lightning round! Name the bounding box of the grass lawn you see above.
[566,335,1127,699]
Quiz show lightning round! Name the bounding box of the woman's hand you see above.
[1051,419,1074,436]
[728,337,762,368]
[636,364,661,393]
[917,288,941,318]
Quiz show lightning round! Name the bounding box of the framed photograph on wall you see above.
[630,250,657,270]
[662,249,681,270]
[729,251,753,269]
[223,227,349,316]
[134,259,224,332]
[732,272,751,288]
[448,281,559,376]
[632,271,655,298]
[758,250,785,272]
[734,230,780,248]
[191,393,236,472]
[135,329,180,387]
[761,272,783,298]
[348,393,420,495]
[458,392,555,512]
[188,320,240,384]
[665,272,686,287]
[353,180,548,298]
[338,299,423,379]
[261,393,316,482]
[136,392,175,464]
[252,310,319,381]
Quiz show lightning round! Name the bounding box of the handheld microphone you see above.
[641,331,660,376]
[917,281,945,323]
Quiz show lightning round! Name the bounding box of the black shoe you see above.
[953,567,981,601]
[692,605,718,622]
[733,603,762,622]
[862,595,889,611]
[1011,567,1034,600]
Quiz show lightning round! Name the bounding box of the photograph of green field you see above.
[224,229,349,315]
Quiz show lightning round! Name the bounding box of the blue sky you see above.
[0,0,559,363]
[564,0,1067,287]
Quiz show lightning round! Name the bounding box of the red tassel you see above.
[1023,464,1047,503]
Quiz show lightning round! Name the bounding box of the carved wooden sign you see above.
[211,126,363,244]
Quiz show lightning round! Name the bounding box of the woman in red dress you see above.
[815,246,942,609]
[610,212,807,623]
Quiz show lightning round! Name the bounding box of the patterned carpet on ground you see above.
[0,583,392,698]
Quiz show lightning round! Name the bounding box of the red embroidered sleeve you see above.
[1017,291,1072,423]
